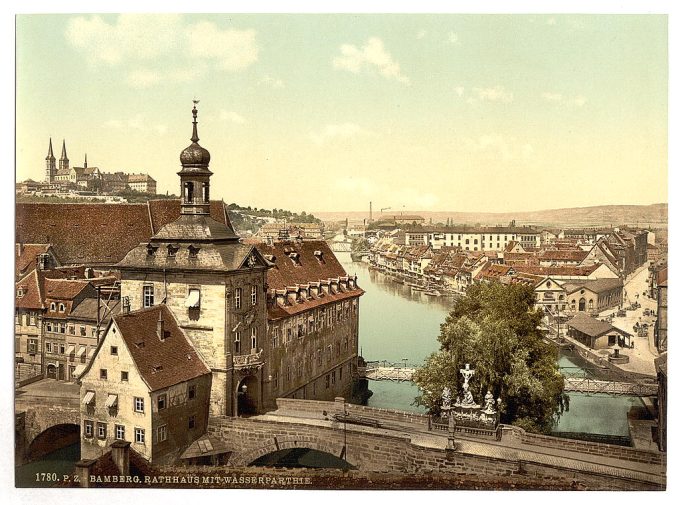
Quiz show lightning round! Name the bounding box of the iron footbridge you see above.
[358,361,418,382]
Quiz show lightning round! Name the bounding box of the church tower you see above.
[45,138,56,183]
[59,139,69,172]
[178,102,212,216]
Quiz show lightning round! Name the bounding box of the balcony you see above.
[233,350,263,369]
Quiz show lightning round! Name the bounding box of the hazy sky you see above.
[15,14,667,213]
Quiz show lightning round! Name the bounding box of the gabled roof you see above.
[566,312,630,338]
[16,200,235,266]
[44,278,92,300]
[112,305,211,391]
[15,244,56,278]
[512,264,601,277]
[257,241,349,290]
[70,298,121,322]
[563,278,623,295]
[15,270,45,310]
[539,249,589,262]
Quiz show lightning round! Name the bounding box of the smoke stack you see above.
[74,459,96,487]
[157,311,165,341]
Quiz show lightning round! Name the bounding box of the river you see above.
[337,252,644,437]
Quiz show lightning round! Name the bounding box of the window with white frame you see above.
[143,285,154,308]
[234,331,241,353]
[134,397,144,413]
[235,287,242,309]
[157,424,167,443]
[251,285,257,306]
[97,422,107,439]
[84,420,93,438]
[251,327,257,350]
[135,428,145,444]
[115,424,125,440]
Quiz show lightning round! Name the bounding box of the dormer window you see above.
[188,244,200,258]
[59,303,65,312]
[16,287,25,298]
[50,302,56,311]
[167,244,179,257]
[287,252,300,266]
[146,243,158,256]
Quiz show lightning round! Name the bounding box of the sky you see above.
[15,13,668,214]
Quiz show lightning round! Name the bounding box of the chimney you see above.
[74,459,96,488]
[157,311,165,341]
[111,440,131,476]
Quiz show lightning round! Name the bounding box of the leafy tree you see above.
[412,282,567,434]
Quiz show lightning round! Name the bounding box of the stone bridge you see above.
[14,385,666,490]
[15,387,80,465]
[209,398,666,490]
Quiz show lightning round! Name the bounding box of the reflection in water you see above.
[338,252,644,436]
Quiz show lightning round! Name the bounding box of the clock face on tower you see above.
[247,254,257,268]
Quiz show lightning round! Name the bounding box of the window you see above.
[325,374,330,389]
[234,331,241,354]
[84,420,93,438]
[59,343,65,354]
[272,327,279,348]
[340,366,343,381]
[28,339,37,353]
[50,302,56,311]
[134,397,145,413]
[235,288,242,309]
[80,326,86,336]
[121,371,129,382]
[188,384,196,400]
[115,425,125,440]
[59,303,65,312]
[157,393,167,410]
[60,323,66,334]
[46,322,52,332]
[110,346,118,355]
[251,327,257,350]
[157,425,167,443]
[100,369,108,380]
[188,415,196,429]
[273,372,279,390]
[251,285,257,306]
[45,342,52,353]
[331,371,336,385]
[135,428,145,444]
[97,422,107,439]
[69,325,75,335]
[29,313,35,326]
[143,285,154,308]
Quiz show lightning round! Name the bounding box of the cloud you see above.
[416,30,427,39]
[65,14,258,87]
[447,32,459,45]
[103,114,167,135]
[185,22,258,71]
[541,92,587,107]
[333,37,411,85]
[259,75,285,89]
[467,86,514,104]
[309,123,372,145]
[66,14,182,65]
[219,110,246,124]
[464,134,534,161]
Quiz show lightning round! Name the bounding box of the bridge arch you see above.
[27,423,80,461]
[232,435,354,468]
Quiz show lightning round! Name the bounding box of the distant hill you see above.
[314,203,668,229]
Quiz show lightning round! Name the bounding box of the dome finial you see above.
[191,99,200,143]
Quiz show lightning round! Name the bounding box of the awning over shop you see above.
[73,364,86,378]
[82,390,95,405]
[66,344,76,355]
[184,289,200,308]
[105,394,118,408]
[88,348,95,358]
[77,346,87,358]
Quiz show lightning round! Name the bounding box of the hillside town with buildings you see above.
[15,138,157,201]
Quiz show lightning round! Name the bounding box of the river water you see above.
[337,252,644,437]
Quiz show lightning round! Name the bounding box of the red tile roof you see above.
[113,305,211,391]
[539,249,589,262]
[16,200,235,266]
[268,290,361,320]
[256,241,349,290]
[15,244,54,278]
[15,270,44,310]
[512,264,600,277]
[566,312,630,338]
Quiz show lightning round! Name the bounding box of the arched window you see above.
[588,299,594,309]
[185,181,194,203]
[50,302,56,311]
[59,303,65,312]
